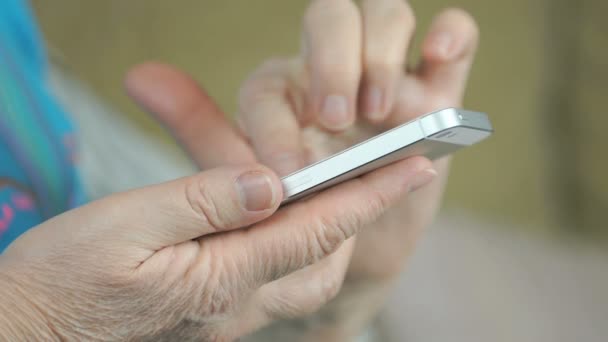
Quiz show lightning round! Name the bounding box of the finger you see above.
[236,155,437,288]
[417,8,480,101]
[360,0,416,122]
[238,240,355,332]
[384,76,428,128]
[303,0,362,131]
[238,59,306,176]
[72,164,282,252]
[125,62,257,169]
[261,239,354,318]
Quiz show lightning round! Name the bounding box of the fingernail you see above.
[409,169,438,193]
[365,86,384,120]
[432,32,454,59]
[236,172,276,211]
[320,95,350,129]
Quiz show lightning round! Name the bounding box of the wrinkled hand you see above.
[0,157,428,341]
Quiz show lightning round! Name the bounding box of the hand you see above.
[0,157,428,341]
[232,0,479,338]
[0,76,433,341]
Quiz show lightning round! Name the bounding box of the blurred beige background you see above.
[28,0,607,341]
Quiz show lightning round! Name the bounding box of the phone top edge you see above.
[280,108,492,200]
[421,108,493,135]
[422,108,493,146]
[280,108,489,180]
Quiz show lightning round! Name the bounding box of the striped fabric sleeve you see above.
[0,0,87,252]
[0,185,42,252]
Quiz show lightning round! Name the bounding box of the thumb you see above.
[20,164,283,254]
[106,164,282,249]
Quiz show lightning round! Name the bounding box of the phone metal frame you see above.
[281,108,493,204]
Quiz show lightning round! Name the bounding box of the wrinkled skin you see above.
[0,159,431,341]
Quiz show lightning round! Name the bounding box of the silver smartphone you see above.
[280,108,493,205]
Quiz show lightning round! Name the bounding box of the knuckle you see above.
[309,214,352,261]
[369,186,394,214]
[363,180,395,215]
[185,178,230,232]
[363,61,397,81]
[364,48,402,72]
[314,60,358,82]
[238,68,288,110]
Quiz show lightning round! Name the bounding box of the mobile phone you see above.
[281,108,493,205]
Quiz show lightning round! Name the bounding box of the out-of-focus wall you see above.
[31,0,607,238]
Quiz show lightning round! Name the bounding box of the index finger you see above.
[125,62,257,169]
